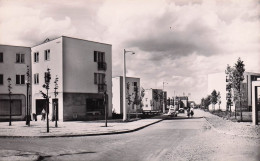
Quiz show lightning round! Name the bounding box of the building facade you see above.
[0,45,31,121]
[112,76,141,114]
[142,89,163,112]
[31,36,112,121]
[208,72,260,111]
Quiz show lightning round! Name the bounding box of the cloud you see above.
[0,0,259,103]
[0,2,77,46]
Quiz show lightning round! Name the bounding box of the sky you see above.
[0,0,260,103]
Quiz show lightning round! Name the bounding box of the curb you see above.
[203,117,260,139]
[0,119,164,138]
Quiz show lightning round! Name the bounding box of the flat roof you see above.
[32,35,112,48]
[0,44,31,48]
[112,76,140,79]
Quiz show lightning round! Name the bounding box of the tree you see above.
[204,95,211,110]
[233,58,245,121]
[39,68,51,133]
[217,91,221,110]
[225,64,233,116]
[53,75,59,128]
[7,77,12,126]
[211,90,218,111]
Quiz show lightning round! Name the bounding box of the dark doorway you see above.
[52,99,58,120]
[86,98,104,119]
[257,87,260,111]
[36,99,47,115]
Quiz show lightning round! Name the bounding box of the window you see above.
[16,53,25,63]
[132,82,137,86]
[0,99,22,116]
[94,51,105,62]
[34,73,39,84]
[34,52,39,62]
[0,74,3,85]
[44,49,50,61]
[0,52,3,62]
[94,73,105,84]
[16,74,25,85]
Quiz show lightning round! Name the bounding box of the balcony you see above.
[98,62,107,71]
[98,84,107,93]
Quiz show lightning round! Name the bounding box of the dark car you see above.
[179,107,184,113]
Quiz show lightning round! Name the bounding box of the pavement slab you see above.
[0,119,162,137]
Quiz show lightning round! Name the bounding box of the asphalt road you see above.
[0,114,259,161]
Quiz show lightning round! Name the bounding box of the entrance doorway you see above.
[36,99,46,115]
[52,99,58,121]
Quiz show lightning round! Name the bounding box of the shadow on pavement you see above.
[165,116,204,120]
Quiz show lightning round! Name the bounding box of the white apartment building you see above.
[142,89,163,112]
[31,36,112,121]
[112,76,140,114]
[208,72,260,111]
[0,45,31,121]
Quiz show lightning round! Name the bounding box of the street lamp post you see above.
[123,49,135,121]
[163,82,168,113]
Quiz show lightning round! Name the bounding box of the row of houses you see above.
[0,36,167,122]
[207,72,260,112]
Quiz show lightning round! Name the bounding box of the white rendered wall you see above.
[112,76,141,114]
[112,77,121,114]
[62,37,112,117]
[143,89,153,111]
[252,81,260,125]
[31,37,64,120]
[0,45,31,95]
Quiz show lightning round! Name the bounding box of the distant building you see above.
[142,89,163,112]
[31,36,112,121]
[0,45,31,121]
[175,96,189,109]
[112,76,141,114]
[208,72,260,111]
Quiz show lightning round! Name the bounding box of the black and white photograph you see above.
[0,0,259,160]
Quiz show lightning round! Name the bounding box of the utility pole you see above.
[123,49,135,121]
[7,77,12,126]
[104,90,107,127]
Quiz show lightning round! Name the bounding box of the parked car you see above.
[167,107,178,117]
[179,107,184,113]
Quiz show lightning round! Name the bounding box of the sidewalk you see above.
[195,109,260,138]
[0,118,163,138]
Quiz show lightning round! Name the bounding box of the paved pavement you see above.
[0,118,163,137]
[0,111,259,161]
[0,109,259,138]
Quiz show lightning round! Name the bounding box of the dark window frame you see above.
[16,74,25,85]
[34,73,39,84]
[0,74,3,85]
[16,53,25,63]
[44,49,50,61]
[0,52,3,63]
[34,52,39,63]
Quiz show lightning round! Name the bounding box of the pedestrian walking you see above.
[41,108,46,121]
[190,107,194,117]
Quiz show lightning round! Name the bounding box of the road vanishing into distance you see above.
[0,113,259,161]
